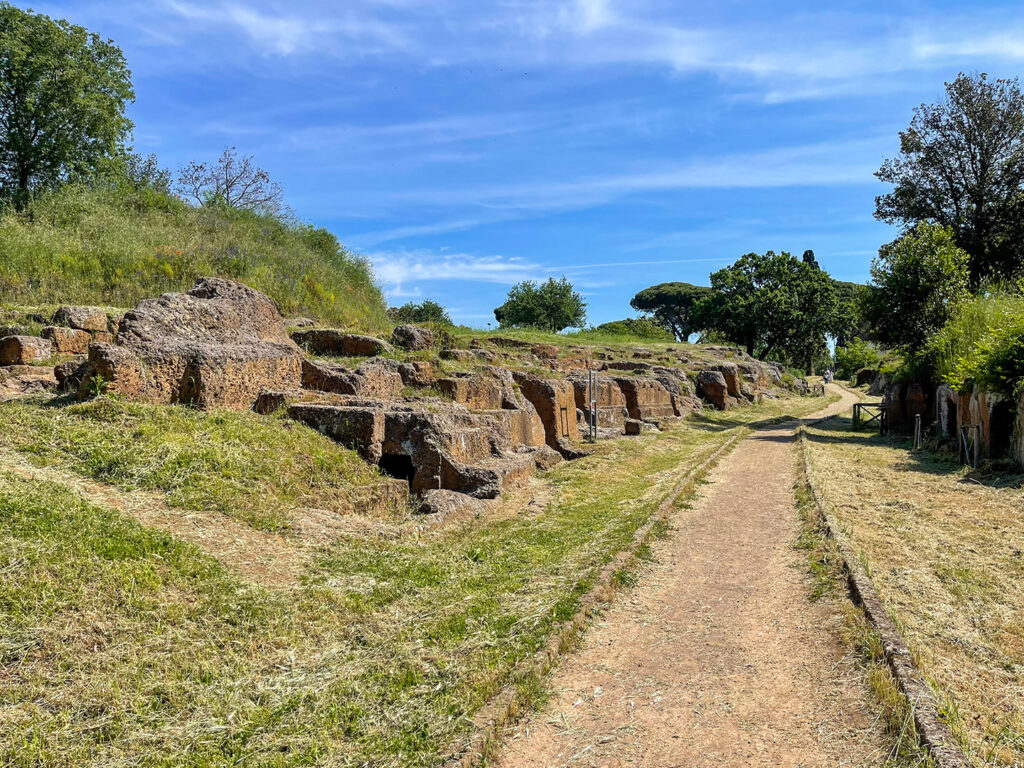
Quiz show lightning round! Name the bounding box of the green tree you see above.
[699,250,841,371]
[494,277,586,332]
[875,72,1024,286]
[388,300,453,326]
[0,3,134,208]
[593,317,674,341]
[861,222,970,352]
[834,338,883,379]
[629,282,711,341]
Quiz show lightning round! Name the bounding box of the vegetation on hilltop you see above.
[0,183,391,331]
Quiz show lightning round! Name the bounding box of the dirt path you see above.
[494,384,889,768]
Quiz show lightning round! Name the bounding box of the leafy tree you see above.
[629,282,711,341]
[861,222,970,352]
[0,3,134,208]
[178,146,284,214]
[832,280,870,348]
[388,299,453,326]
[593,317,674,341]
[115,151,171,195]
[699,250,841,371]
[875,72,1024,286]
[494,277,586,332]
[834,338,883,379]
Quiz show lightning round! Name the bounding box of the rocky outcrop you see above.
[52,305,108,332]
[289,400,537,498]
[0,335,54,365]
[570,375,628,430]
[392,324,434,351]
[41,326,91,354]
[292,329,393,357]
[301,359,403,399]
[0,364,56,400]
[436,374,503,410]
[696,370,730,410]
[512,373,583,457]
[77,278,302,409]
[613,376,676,423]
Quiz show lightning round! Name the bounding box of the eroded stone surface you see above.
[52,305,108,332]
[0,335,54,365]
[77,278,302,409]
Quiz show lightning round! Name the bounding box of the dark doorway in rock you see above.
[989,400,1014,459]
[943,396,957,438]
[379,453,416,485]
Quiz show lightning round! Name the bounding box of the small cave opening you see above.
[378,453,416,485]
[989,400,1014,459]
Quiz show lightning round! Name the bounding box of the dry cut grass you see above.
[803,416,1024,767]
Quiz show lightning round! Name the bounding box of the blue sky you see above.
[29,0,1024,327]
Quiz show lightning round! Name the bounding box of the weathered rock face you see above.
[440,348,474,362]
[78,278,302,409]
[0,364,56,400]
[697,370,730,410]
[613,376,676,423]
[292,329,393,357]
[717,362,742,399]
[417,489,488,517]
[41,326,91,355]
[436,374,503,410]
[0,335,54,365]
[392,324,434,351]
[398,360,435,387]
[52,305,108,332]
[570,375,628,429]
[301,359,404,399]
[512,373,582,456]
[289,400,537,498]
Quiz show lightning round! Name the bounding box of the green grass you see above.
[0,393,820,767]
[0,184,390,332]
[448,324,707,351]
[0,396,392,532]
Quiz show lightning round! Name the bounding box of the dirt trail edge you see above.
[494,384,889,768]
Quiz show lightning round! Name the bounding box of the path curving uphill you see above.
[494,384,886,767]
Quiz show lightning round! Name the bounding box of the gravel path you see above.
[494,384,889,767]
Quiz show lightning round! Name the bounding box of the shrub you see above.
[834,339,882,379]
[593,318,674,341]
[929,291,1024,395]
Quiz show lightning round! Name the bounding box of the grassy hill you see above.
[0,184,390,332]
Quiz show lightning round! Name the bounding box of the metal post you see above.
[913,413,922,451]
[588,369,597,443]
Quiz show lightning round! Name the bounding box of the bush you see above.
[0,184,390,331]
[834,339,882,379]
[388,300,452,326]
[929,291,1024,395]
[593,317,674,341]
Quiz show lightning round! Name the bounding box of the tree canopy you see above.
[629,282,711,341]
[388,300,452,326]
[0,2,134,208]
[861,222,970,352]
[875,72,1024,287]
[699,250,842,370]
[494,277,586,332]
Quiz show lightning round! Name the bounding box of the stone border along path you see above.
[488,384,895,768]
[799,391,970,768]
